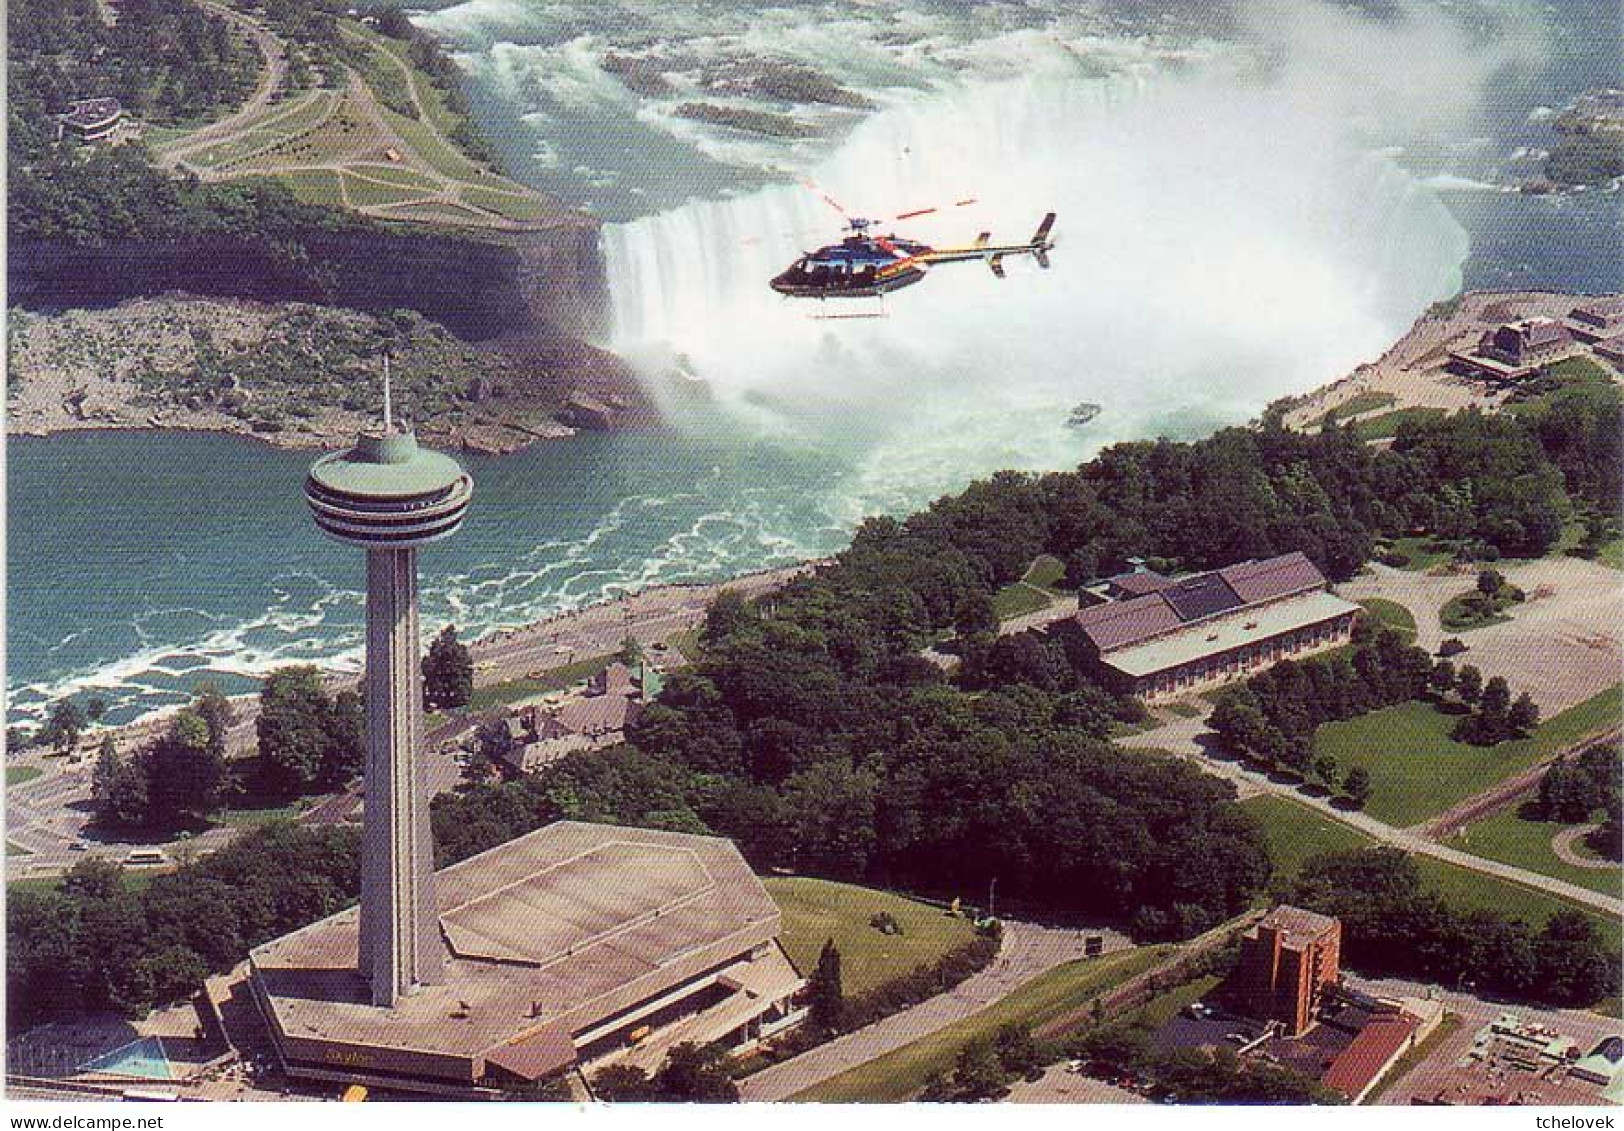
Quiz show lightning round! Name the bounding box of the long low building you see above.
[250,822,805,1095]
[1065,552,1362,702]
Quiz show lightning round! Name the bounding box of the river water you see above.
[6,0,1620,726]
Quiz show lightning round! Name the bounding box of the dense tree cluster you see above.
[252,666,364,798]
[1282,848,1619,1008]
[590,1042,738,1102]
[9,0,254,163]
[91,686,233,830]
[1067,1023,1343,1104]
[921,1024,1047,1101]
[1208,628,1434,789]
[10,142,368,245]
[8,823,360,1029]
[1535,743,1621,825]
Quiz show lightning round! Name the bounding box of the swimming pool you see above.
[81,1037,174,1080]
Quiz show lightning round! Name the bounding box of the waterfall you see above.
[601,69,1467,517]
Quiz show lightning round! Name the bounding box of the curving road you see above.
[738,921,1130,1101]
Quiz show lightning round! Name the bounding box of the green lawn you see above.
[1163,700,1206,719]
[1439,586,1519,632]
[1319,391,1397,426]
[992,581,1056,620]
[214,804,304,828]
[1239,797,1621,962]
[460,186,558,222]
[342,172,431,208]
[763,876,976,999]
[1353,407,1447,440]
[1448,807,1620,899]
[6,765,43,786]
[1412,855,1621,954]
[664,627,703,665]
[792,946,1171,1102]
[1240,795,1375,883]
[1119,973,1223,1030]
[279,168,346,208]
[1313,686,1622,826]
[1024,554,1069,592]
[1356,598,1417,642]
[1386,536,1459,573]
[466,654,616,712]
[7,841,33,857]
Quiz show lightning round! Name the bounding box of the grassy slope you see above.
[466,654,616,712]
[793,946,1171,1102]
[1448,806,1620,899]
[7,765,44,786]
[1314,686,1622,827]
[1356,598,1417,642]
[1241,794,1622,954]
[763,876,976,998]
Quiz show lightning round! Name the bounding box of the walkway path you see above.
[1118,716,1622,917]
[738,921,1125,1101]
[157,1,287,169]
[1553,825,1615,871]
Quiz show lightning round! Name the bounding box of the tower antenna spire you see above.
[382,355,395,434]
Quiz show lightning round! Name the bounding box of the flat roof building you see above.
[1231,906,1342,1037]
[57,98,124,143]
[250,821,804,1095]
[1566,298,1624,344]
[1064,552,1361,702]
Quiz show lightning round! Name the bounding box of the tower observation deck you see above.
[305,417,472,1008]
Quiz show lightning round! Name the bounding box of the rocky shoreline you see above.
[6,294,655,456]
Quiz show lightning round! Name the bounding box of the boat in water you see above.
[1067,402,1102,427]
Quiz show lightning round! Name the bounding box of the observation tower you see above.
[304,371,472,1007]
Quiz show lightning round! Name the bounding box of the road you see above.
[1118,715,1623,917]
[738,921,1130,1101]
[157,1,287,170]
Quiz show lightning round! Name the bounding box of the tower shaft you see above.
[358,547,444,1007]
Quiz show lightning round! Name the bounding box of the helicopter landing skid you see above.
[806,298,886,321]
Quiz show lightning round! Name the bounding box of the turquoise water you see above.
[7,429,854,725]
[81,1037,175,1080]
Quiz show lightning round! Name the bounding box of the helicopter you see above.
[768,181,1057,303]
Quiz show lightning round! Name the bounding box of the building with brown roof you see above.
[1232,906,1342,1037]
[1449,316,1578,382]
[1566,298,1624,344]
[250,822,805,1095]
[1064,552,1361,702]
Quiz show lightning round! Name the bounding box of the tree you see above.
[47,699,88,753]
[1455,665,1483,705]
[807,937,845,1033]
[953,592,999,640]
[651,1042,738,1102]
[995,1024,1043,1081]
[701,589,755,648]
[1428,660,1456,696]
[1507,692,1540,737]
[1480,676,1511,716]
[255,667,364,796]
[91,735,149,829]
[141,708,226,826]
[1311,755,1340,792]
[617,634,644,667]
[1476,569,1505,596]
[949,1038,1010,1100]
[1342,766,1372,809]
[423,625,474,710]
[85,696,108,722]
[592,1063,656,1101]
[257,667,332,794]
